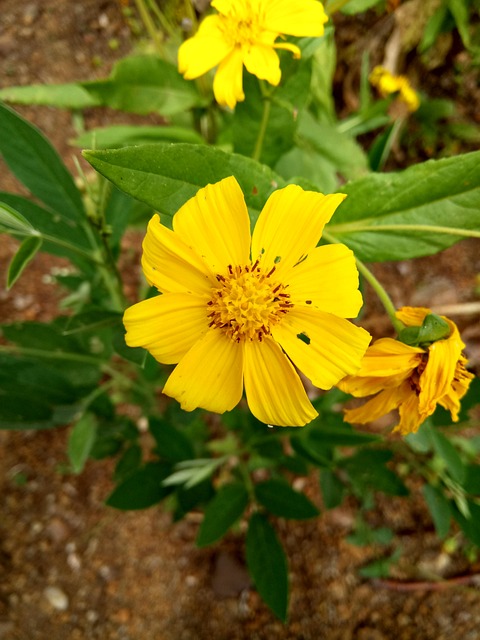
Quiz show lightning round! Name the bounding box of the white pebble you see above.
[44,586,69,611]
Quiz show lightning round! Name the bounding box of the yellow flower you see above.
[123,177,370,427]
[369,65,420,113]
[178,0,328,108]
[339,307,474,435]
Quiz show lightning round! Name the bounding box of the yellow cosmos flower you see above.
[339,307,474,436]
[369,65,420,113]
[123,177,370,427]
[178,0,328,108]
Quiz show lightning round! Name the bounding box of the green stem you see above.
[323,230,404,335]
[10,229,101,264]
[0,344,104,366]
[134,0,164,55]
[327,223,480,239]
[252,82,272,162]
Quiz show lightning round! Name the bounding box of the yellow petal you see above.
[141,214,215,295]
[394,390,424,435]
[243,44,281,85]
[178,15,232,79]
[273,41,301,59]
[439,357,474,421]
[173,177,251,274]
[163,329,244,413]
[395,306,431,327]
[344,383,410,425]
[419,322,464,415]
[272,307,371,390]
[263,0,328,37]
[339,370,414,398]
[285,243,363,318]
[243,337,317,426]
[213,47,245,108]
[123,293,208,364]
[351,338,424,377]
[251,186,346,277]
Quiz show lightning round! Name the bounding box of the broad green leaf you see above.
[74,125,205,149]
[0,103,85,221]
[246,513,288,621]
[452,500,480,546]
[106,462,172,510]
[68,413,97,474]
[320,469,345,509]
[83,143,285,226]
[114,444,143,482]
[462,464,480,496]
[275,146,339,193]
[83,55,206,116]
[255,479,319,520]
[310,27,337,122]
[341,450,409,496]
[233,58,312,166]
[7,235,43,289]
[0,201,36,233]
[328,151,480,261]
[422,484,451,538]
[149,417,195,463]
[0,83,97,108]
[196,482,249,547]
[429,428,466,483]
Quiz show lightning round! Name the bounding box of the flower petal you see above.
[263,0,328,37]
[396,306,431,327]
[178,15,233,79]
[142,214,216,295]
[273,41,301,58]
[285,243,363,318]
[243,337,317,426]
[251,186,346,277]
[272,306,371,390]
[163,330,244,413]
[123,293,208,364]
[173,176,251,274]
[243,44,281,85]
[213,47,245,108]
[419,322,464,415]
[395,390,423,435]
[344,383,410,425]
[439,357,474,421]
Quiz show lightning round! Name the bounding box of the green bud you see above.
[398,313,450,348]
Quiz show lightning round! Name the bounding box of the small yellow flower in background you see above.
[339,306,474,436]
[123,177,370,427]
[178,0,328,108]
[369,65,420,113]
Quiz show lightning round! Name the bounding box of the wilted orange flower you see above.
[339,307,474,435]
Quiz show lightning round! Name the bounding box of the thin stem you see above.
[0,344,104,366]
[323,230,404,335]
[252,81,272,162]
[134,0,164,55]
[10,229,101,264]
[328,223,480,239]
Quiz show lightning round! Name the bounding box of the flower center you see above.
[219,3,262,47]
[207,262,292,342]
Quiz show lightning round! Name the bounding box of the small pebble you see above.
[44,586,69,611]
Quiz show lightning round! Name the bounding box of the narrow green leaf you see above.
[429,428,466,483]
[0,201,36,233]
[68,413,97,474]
[83,143,285,226]
[73,124,205,149]
[329,151,480,262]
[320,469,345,509]
[106,462,171,510]
[422,484,451,538]
[462,464,480,496]
[255,479,319,520]
[7,235,43,289]
[0,103,85,220]
[447,0,471,50]
[0,83,98,108]
[196,482,249,547]
[246,513,288,621]
[114,444,143,482]
[452,500,480,546]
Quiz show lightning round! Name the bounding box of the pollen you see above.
[208,263,293,342]
[218,2,262,48]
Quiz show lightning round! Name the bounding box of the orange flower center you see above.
[208,262,292,342]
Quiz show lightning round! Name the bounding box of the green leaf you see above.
[196,482,249,547]
[429,428,466,483]
[422,484,451,538]
[329,151,480,261]
[0,83,98,109]
[149,417,194,463]
[7,235,43,289]
[341,450,409,496]
[0,201,36,233]
[106,462,172,510]
[447,0,472,50]
[83,55,206,116]
[246,513,288,621]
[462,464,480,496]
[358,550,401,578]
[83,143,285,226]
[419,3,449,53]
[310,27,337,122]
[114,444,143,482]
[275,145,340,193]
[320,469,345,509]
[255,479,319,520]
[339,0,384,14]
[68,413,97,474]
[452,500,480,546]
[73,124,205,149]
[0,103,85,221]
[308,423,381,447]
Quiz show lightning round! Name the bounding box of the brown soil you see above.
[1,1,480,639]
